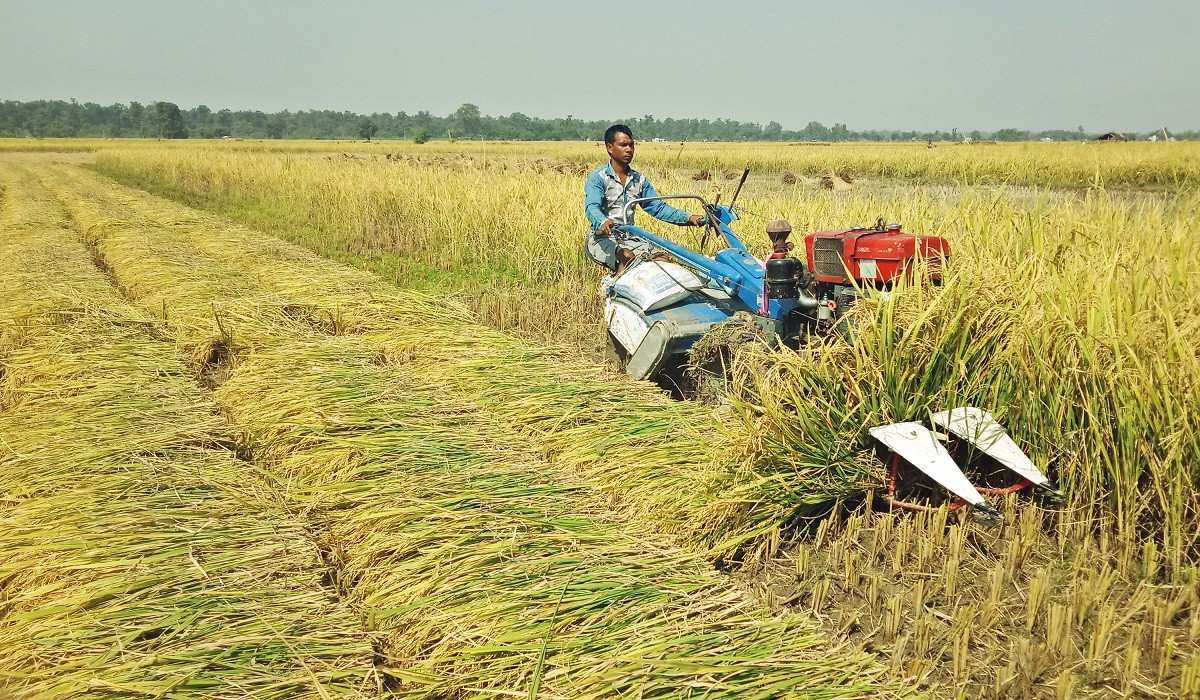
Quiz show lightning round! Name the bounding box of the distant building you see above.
[1097,132,1126,141]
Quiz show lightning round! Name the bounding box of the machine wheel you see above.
[684,312,769,401]
[604,330,629,372]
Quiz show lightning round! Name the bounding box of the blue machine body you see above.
[614,204,800,320]
[604,203,803,381]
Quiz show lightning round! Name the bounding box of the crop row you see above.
[0,163,376,697]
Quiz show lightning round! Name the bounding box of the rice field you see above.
[3,138,1199,698]
[2,157,904,698]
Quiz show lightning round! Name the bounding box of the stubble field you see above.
[1,138,1198,699]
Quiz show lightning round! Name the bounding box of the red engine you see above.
[804,223,949,286]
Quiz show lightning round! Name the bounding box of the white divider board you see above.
[613,261,704,313]
[931,407,1049,485]
[869,422,986,505]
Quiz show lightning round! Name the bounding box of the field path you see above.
[1,159,917,698]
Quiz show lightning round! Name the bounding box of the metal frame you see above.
[884,452,1035,514]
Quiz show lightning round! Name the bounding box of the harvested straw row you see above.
[216,336,904,697]
[23,164,915,694]
[43,163,876,555]
[0,162,378,697]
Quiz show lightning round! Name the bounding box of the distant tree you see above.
[506,112,534,140]
[27,108,50,138]
[9,96,1171,143]
[265,115,286,139]
[412,127,430,144]
[148,101,188,138]
[449,103,481,138]
[123,101,144,134]
[993,128,1030,142]
[799,121,830,141]
[356,117,378,141]
[62,99,83,137]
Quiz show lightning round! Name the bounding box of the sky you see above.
[2,0,1197,132]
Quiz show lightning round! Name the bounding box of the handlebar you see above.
[618,194,713,226]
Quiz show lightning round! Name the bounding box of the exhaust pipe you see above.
[796,290,819,311]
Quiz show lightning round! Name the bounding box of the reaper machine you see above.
[601,171,1061,518]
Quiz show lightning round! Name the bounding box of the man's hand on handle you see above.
[687,214,704,227]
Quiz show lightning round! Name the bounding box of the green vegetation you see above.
[148,100,188,139]
[3,98,1196,141]
[356,116,377,141]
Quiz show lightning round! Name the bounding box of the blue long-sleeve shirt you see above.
[584,163,692,231]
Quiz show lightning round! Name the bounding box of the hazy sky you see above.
[3,0,1197,132]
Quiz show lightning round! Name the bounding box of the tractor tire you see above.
[684,312,769,402]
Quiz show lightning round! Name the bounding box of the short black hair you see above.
[604,124,633,145]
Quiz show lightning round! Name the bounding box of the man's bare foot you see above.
[614,247,635,277]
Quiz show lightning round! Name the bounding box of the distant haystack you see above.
[820,168,854,191]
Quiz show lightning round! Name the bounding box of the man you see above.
[584,124,703,275]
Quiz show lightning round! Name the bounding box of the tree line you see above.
[1,99,1193,142]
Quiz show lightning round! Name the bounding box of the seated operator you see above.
[584,124,703,276]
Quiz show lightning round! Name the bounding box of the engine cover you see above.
[804,224,949,285]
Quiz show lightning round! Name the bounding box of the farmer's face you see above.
[607,132,635,166]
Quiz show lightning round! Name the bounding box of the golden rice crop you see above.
[0,138,96,154]
[89,143,1200,571]
[626,139,1200,188]
[2,159,912,697]
[79,135,1200,187]
[775,503,1200,697]
[11,137,1200,698]
[42,161,882,555]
